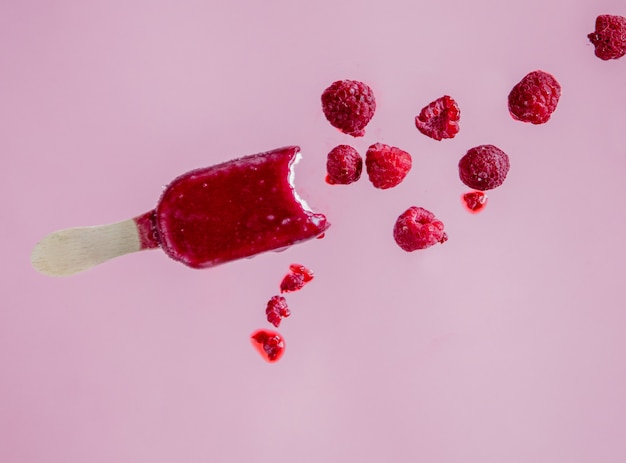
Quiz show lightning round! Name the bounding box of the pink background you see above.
[2,1,626,462]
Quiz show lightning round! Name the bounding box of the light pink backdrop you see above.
[2,1,626,462]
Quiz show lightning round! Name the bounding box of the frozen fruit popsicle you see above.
[31,146,329,276]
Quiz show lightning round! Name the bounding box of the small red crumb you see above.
[326,145,363,185]
[508,70,561,124]
[415,95,460,141]
[250,329,285,363]
[462,191,488,213]
[280,264,314,293]
[365,143,412,189]
[393,207,447,251]
[321,80,376,137]
[588,15,626,60]
[458,145,510,191]
[265,295,290,327]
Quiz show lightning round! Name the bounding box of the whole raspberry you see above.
[265,295,290,328]
[393,207,448,252]
[326,145,363,185]
[365,143,412,189]
[415,95,460,141]
[458,145,510,191]
[588,15,626,60]
[321,80,376,137]
[508,70,561,124]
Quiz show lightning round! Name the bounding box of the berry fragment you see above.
[415,95,460,141]
[326,145,363,185]
[280,263,314,293]
[321,80,376,137]
[265,295,290,327]
[365,143,412,189]
[458,145,510,191]
[462,191,488,213]
[588,15,626,60]
[393,207,447,252]
[508,70,561,124]
[250,329,285,363]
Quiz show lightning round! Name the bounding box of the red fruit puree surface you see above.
[134,147,329,268]
[251,329,285,363]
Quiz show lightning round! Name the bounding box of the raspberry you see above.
[588,15,626,60]
[280,263,314,293]
[462,191,488,213]
[508,70,561,124]
[458,145,510,191]
[415,95,460,141]
[265,295,290,327]
[365,143,412,189]
[326,145,363,185]
[321,80,376,137]
[250,329,285,363]
[393,207,447,252]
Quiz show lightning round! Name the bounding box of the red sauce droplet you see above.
[250,329,285,363]
[462,191,488,213]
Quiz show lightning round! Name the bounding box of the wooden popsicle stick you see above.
[31,219,146,277]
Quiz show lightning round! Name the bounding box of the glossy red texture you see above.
[393,206,447,252]
[153,146,329,268]
[462,191,488,213]
[321,80,376,137]
[250,329,285,363]
[265,296,290,328]
[508,70,561,124]
[458,145,510,191]
[365,143,412,189]
[326,145,363,185]
[588,15,626,60]
[415,95,460,141]
[280,264,314,293]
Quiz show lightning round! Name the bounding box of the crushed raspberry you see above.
[280,264,314,293]
[458,145,510,191]
[508,70,561,124]
[321,80,376,137]
[250,329,285,363]
[393,207,447,252]
[365,143,412,189]
[588,15,626,60]
[415,95,460,141]
[265,295,290,327]
[462,191,488,213]
[326,145,363,185]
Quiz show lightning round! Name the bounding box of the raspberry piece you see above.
[265,295,290,327]
[462,191,488,213]
[588,15,626,60]
[280,263,314,293]
[326,145,363,185]
[458,145,510,191]
[365,143,412,189]
[508,70,561,124]
[321,80,376,137]
[393,207,447,252]
[250,329,285,363]
[415,95,460,141]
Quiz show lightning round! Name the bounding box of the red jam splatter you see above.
[250,329,286,363]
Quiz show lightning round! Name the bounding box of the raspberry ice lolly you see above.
[31,146,329,276]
